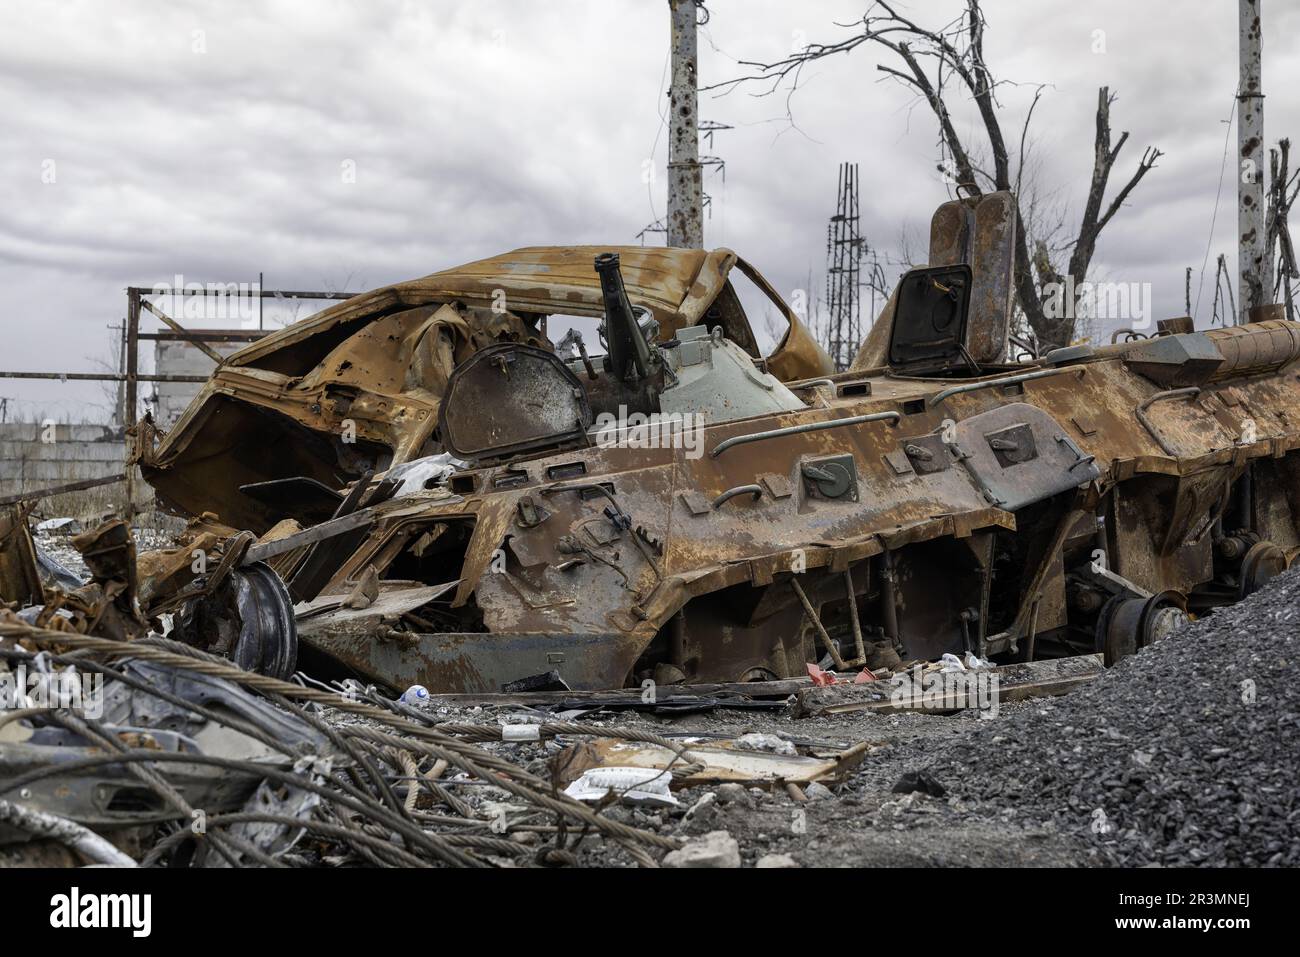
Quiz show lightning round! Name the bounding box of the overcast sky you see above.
[3,0,1298,423]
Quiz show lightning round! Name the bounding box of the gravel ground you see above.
[393,567,1300,868]
[922,568,1300,867]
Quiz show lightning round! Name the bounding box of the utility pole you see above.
[667,0,703,248]
[1238,0,1267,323]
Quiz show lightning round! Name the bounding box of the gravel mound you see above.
[930,568,1300,866]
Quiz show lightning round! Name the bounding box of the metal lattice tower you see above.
[825,163,864,371]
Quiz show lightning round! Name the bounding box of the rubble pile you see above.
[0,623,682,868]
[931,567,1300,867]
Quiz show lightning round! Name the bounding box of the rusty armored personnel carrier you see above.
[134,193,1300,693]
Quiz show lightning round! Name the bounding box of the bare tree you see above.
[1265,139,1299,321]
[710,0,1163,350]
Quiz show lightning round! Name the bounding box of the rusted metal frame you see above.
[1023,598,1042,663]
[125,288,140,518]
[842,567,867,666]
[138,299,225,364]
[789,576,848,670]
[242,509,379,567]
[138,331,267,343]
[283,475,404,603]
[1135,387,1202,455]
[879,550,901,650]
[0,503,44,607]
[0,372,208,382]
[151,530,256,617]
[709,410,901,458]
[791,378,836,391]
[0,473,127,507]
[926,366,1083,407]
[131,286,359,301]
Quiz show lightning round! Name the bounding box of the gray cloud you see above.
[2,0,1296,421]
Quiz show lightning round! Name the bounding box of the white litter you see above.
[563,767,679,807]
[386,453,465,497]
[399,684,430,705]
[36,517,82,536]
[733,732,797,756]
[502,724,541,742]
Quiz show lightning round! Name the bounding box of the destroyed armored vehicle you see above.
[132,194,1300,693]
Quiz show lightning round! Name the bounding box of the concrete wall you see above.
[0,422,125,486]
[0,422,130,516]
[152,338,244,428]
[0,335,251,517]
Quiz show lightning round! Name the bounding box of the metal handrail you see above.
[710,410,901,458]
[712,485,763,508]
[1135,387,1201,455]
[927,366,1082,407]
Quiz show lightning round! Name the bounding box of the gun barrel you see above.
[594,252,652,380]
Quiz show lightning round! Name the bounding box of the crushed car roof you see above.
[224,245,745,372]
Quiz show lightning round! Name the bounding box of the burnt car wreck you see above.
[58,193,1300,696]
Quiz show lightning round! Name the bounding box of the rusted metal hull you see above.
[129,241,1300,695]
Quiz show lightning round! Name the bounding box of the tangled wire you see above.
[0,622,694,868]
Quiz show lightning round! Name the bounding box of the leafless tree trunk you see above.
[1265,139,1299,321]
[709,0,1163,350]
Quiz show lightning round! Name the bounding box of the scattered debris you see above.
[892,771,947,798]
[35,518,82,537]
[794,655,1106,718]
[803,782,834,801]
[733,732,797,756]
[399,684,430,705]
[662,830,740,869]
[0,621,682,868]
[555,736,870,788]
[501,670,571,694]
